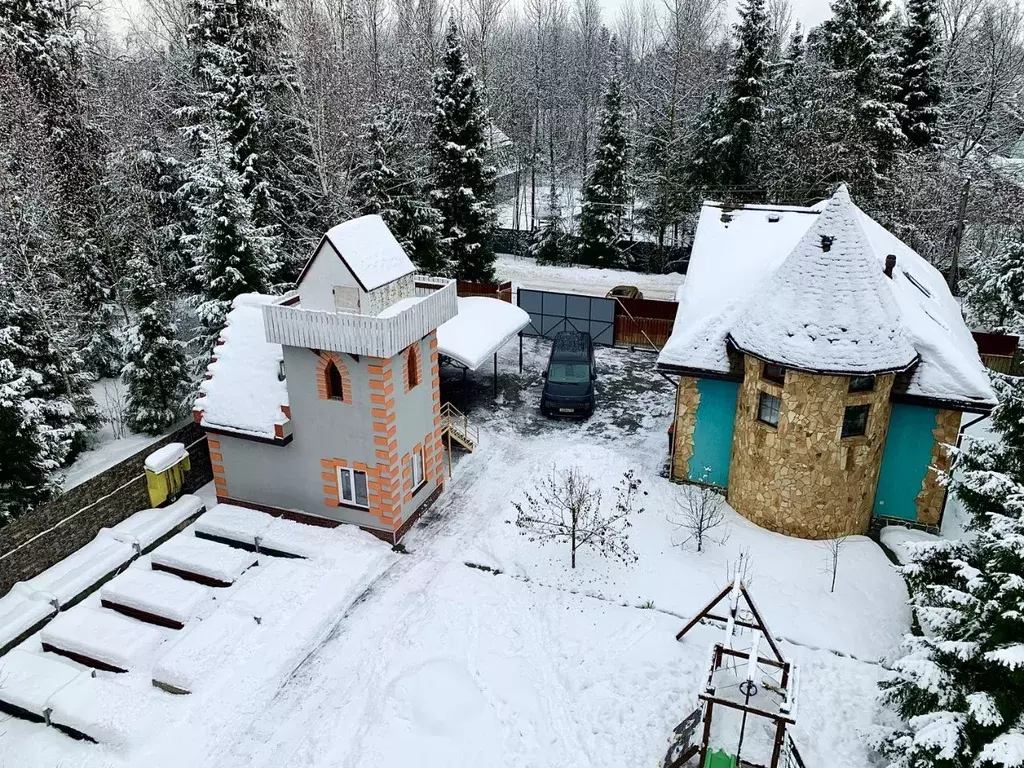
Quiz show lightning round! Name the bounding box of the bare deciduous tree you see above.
[100,380,129,439]
[671,472,728,553]
[821,535,850,593]
[510,466,644,568]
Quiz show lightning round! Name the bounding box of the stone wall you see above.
[671,377,701,481]
[915,408,961,526]
[0,421,212,595]
[728,355,894,539]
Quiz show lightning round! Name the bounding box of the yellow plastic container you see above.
[144,443,191,507]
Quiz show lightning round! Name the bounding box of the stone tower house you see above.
[658,186,996,539]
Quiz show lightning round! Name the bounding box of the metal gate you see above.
[517,288,616,345]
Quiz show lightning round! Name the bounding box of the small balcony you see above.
[263,276,457,359]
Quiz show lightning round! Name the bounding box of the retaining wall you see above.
[0,422,212,595]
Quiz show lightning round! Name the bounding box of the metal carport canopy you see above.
[435,297,531,371]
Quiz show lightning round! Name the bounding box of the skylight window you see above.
[903,270,932,298]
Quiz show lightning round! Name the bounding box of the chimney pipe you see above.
[884,254,896,279]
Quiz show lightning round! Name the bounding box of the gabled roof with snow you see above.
[729,186,917,375]
[194,294,289,439]
[298,215,416,293]
[657,189,997,410]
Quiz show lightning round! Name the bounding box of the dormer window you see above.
[762,363,786,386]
[848,375,875,393]
[325,360,344,401]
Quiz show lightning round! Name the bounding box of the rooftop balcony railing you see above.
[263,276,457,358]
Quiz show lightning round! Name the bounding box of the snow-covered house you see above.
[657,185,997,539]
[193,215,455,543]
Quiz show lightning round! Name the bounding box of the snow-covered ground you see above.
[1,339,909,768]
[61,378,171,491]
[495,253,685,301]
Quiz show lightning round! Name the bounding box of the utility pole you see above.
[948,176,971,296]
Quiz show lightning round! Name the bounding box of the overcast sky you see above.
[592,0,835,33]
[103,0,837,44]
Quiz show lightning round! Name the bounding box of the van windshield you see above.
[548,362,590,384]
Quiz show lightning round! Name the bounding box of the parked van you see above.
[541,331,596,417]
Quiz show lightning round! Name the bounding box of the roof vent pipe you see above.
[884,254,897,278]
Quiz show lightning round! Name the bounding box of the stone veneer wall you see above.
[915,408,961,526]
[671,377,701,481]
[728,355,894,539]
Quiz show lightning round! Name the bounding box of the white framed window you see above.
[337,467,368,508]
[412,448,425,489]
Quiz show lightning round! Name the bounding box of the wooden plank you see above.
[41,642,127,674]
[676,584,733,640]
[100,599,186,630]
[151,561,234,589]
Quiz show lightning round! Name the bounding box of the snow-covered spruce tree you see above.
[898,0,942,150]
[815,0,905,189]
[352,106,445,274]
[877,374,1024,767]
[528,186,566,266]
[964,232,1024,336]
[0,358,58,524]
[0,268,97,465]
[180,0,322,281]
[0,0,105,209]
[122,254,190,435]
[136,137,193,290]
[578,39,629,269]
[1,0,122,378]
[428,20,497,282]
[185,135,274,375]
[71,236,122,379]
[701,0,772,192]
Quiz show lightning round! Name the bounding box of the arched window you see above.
[325,359,344,401]
[405,344,421,391]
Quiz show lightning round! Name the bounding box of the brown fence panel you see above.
[614,315,675,350]
[612,296,678,350]
[457,280,513,303]
[972,331,1019,357]
[617,296,679,320]
[981,354,1016,374]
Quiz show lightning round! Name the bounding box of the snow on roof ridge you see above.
[319,214,416,292]
[728,184,918,375]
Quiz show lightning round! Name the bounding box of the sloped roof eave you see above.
[726,333,920,377]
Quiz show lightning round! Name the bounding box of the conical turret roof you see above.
[729,185,917,374]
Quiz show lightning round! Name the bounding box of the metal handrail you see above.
[440,402,478,447]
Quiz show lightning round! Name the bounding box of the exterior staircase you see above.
[440,402,478,452]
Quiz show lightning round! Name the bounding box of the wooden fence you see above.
[457,280,513,303]
[613,296,679,350]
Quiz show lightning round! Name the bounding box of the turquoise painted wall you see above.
[689,378,740,487]
[873,403,939,521]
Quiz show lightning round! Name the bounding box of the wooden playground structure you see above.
[664,582,805,768]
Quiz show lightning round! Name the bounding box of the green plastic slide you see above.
[704,749,737,768]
